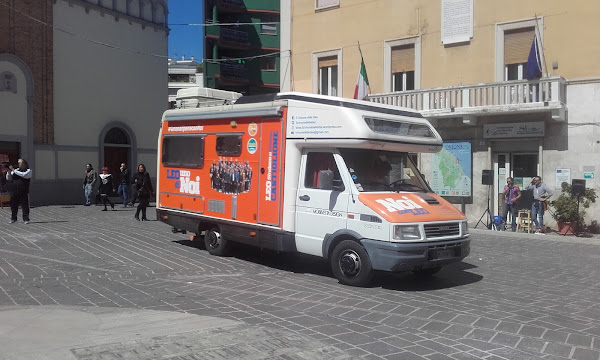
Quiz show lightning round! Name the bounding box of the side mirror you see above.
[319,170,334,190]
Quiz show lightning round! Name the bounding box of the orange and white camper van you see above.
[157,92,470,286]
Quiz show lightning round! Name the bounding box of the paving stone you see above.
[543,343,573,358]
[490,332,521,347]
[571,348,600,360]
[567,333,594,348]
[516,337,546,353]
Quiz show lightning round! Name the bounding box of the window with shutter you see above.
[391,45,415,91]
[318,56,338,96]
[504,27,534,80]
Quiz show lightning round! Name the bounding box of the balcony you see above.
[205,61,249,88]
[368,77,567,122]
[216,0,280,13]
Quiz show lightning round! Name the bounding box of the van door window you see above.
[304,152,344,190]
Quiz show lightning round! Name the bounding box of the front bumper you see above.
[360,238,471,272]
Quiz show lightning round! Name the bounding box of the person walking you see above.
[527,176,553,234]
[133,163,153,221]
[7,158,32,224]
[98,167,115,211]
[502,177,521,231]
[117,163,130,208]
[83,163,97,206]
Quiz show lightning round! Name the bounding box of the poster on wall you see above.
[555,169,571,189]
[430,142,472,197]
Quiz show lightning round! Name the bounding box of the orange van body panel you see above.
[158,108,287,229]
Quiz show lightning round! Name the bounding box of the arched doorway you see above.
[103,127,131,194]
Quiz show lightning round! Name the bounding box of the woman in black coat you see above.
[133,163,153,221]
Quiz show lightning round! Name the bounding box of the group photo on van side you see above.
[209,158,253,195]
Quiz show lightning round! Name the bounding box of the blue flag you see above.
[525,36,542,80]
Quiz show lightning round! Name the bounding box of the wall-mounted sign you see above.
[555,169,571,189]
[484,121,545,139]
[431,142,472,197]
[441,0,473,45]
[584,172,594,179]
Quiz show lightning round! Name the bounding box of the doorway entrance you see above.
[493,152,538,218]
[103,127,131,195]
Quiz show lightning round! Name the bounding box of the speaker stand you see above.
[475,184,494,230]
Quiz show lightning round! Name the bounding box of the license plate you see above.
[436,249,455,259]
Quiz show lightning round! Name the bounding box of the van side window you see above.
[304,152,343,190]
[216,135,242,156]
[162,135,205,168]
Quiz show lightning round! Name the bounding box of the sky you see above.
[168,0,204,61]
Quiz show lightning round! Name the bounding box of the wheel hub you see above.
[207,231,221,249]
[339,250,361,276]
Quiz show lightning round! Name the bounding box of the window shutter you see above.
[391,45,415,73]
[318,56,337,68]
[504,28,535,65]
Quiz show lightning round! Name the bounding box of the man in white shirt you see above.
[6,158,32,224]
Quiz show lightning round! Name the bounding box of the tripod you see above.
[475,184,494,229]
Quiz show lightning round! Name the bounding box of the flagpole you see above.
[357,40,364,62]
[533,14,549,78]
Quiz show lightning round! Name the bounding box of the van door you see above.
[257,118,284,226]
[295,151,349,257]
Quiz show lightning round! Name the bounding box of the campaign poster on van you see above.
[430,142,472,197]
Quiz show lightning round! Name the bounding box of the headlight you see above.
[461,221,469,235]
[393,225,421,240]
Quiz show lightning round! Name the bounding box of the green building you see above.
[204,0,280,95]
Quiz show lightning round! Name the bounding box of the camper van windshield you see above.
[340,149,432,193]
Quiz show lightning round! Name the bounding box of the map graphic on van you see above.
[209,158,253,195]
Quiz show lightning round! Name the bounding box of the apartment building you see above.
[168,56,204,109]
[203,0,280,95]
[0,0,168,205]
[281,0,600,227]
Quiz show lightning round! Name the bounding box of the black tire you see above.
[412,266,442,277]
[330,240,375,287]
[204,228,230,256]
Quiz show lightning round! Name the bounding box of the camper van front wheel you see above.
[205,229,230,256]
[331,240,374,287]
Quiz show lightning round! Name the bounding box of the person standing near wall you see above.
[502,177,521,231]
[7,158,32,224]
[133,163,153,221]
[527,176,553,234]
[98,167,115,211]
[117,163,130,208]
[83,163,97,206]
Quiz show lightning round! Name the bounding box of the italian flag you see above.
[353,58,370,100]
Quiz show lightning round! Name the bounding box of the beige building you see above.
[281,0,600,229]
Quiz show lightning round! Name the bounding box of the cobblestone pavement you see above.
[1,205,600,359]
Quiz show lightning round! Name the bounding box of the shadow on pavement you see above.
[376,263,483,291]
[174,238,482,290]
[26,220,69,224]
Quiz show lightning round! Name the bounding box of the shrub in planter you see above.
[550,182,596,231]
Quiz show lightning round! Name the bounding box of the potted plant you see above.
[549,182,596,235]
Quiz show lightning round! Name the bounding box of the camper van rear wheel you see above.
[205,228,230,256]
[331,240,374,287]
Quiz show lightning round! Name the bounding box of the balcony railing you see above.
[220,28,249,44]
[220,62,248,80]
[368,77,566,118]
